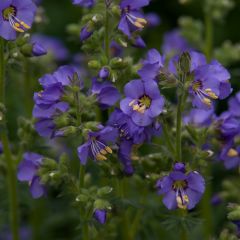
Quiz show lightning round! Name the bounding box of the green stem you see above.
[162,118,175,156]
[176,92,184,162]
[79,164,85,189]
[204,14,213,61]
[23,59,32,117]
[0,38,19,240]
[75,91,81,126]
[105,1,110,60]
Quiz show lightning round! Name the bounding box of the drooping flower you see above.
[93,209,107,224]
[156,163,205,210]
[98,67,110,79]
[77,126,118,165]
[17,153,45,199]
[108,108,161,174]
[31,34,69,61]
[33,65,82,138]
[0,0,36,40]
[120,79,164,126]
[220,140,240,169]
[32,42,47,57]
[118,0,149,38]
[72,0,95,8]
[162,29,191,55]
[183,108,215,127]
[90,78,120,110]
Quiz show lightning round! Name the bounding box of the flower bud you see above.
[88,60,101,69]
[178,51,191,73]
[99,67,110,79]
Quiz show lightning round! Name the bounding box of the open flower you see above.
[0,0,36,40]
[120,79,164,126]
[17,153,45,199]
[118,0,149,37]
[77,126,118,165]
[156,163,205,210]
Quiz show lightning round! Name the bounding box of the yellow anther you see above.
[205,88,218,99]
[176,196,187,209]
[183,195,189,203]
[105,146,112,154]
[14,23,20,27]
[202,97,211,106]
[133,104,140,111]
[134,21,144,28]
[227,148,238,157]
[136,17,147,24]
[20,21,30,29]
[138,105,146,114]
[12,26,24,32]
[96,153,107,161]
[100,149,107,155]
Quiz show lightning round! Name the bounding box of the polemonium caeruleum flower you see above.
[33,65,81,138]
[80,25,93,41]
[77,126,118,164]
[91,78,120,110]
[108,108,161,174]
[93,209,107,224]
[31,34,69,61]
[72,0,95,8]
[98,67,110,79]
[162,29,191,55]
[169,51,232,109]
[118,0,149,38]
[156,163,205,210]
[17,153,45,199]
[0,0,36,40]
[228,91,240,117]
[120,79,164,126]
[32,42,47,57]
[220,140,240,169]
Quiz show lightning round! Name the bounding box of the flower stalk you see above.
[0,38,19,240]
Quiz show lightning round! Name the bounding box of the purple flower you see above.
[99,67,110,79]
[156,163,205,210]
[120,79,164,126]
[91,79,120,110]
[33,65,81,138]
[132,36,146,48]
[138,48,164,81]
[118,0,149,37]
[31,34,69,61]
[80,25,93,41]
[72,0,95,8]
[189,60,232,109]
[228,92,240,117]
[0,0,36,40]
[93,209,107,224]
[17,152,46,199]
[162,29,191,55]
[220,141,240,169]
[217,111,240,140]
[32,42,47,57]
[145,13,161,27]
[183,108,215,127]
[77,126,118,165]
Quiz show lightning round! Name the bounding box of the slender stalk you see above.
[79,164,85,189]
[23,59,32,117]
[104,1,110,60]
[0,38,19,240]
[204,14,213,62]
[162,118,175,156]
[176,92,184,162]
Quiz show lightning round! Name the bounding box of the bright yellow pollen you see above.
[227,148,238,157]
[105,146,112,154]
[134,17,147,28]
[20,21,30,29]
[205,88,218,99]
[100,149,107,155]
[202,97,211,106]
[96,153,107,161]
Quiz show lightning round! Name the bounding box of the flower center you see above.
[192,80,218,107]
[172,180,189,209]
[2,5,30,32]
[129,95,151,114]
[90,138,113,161]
